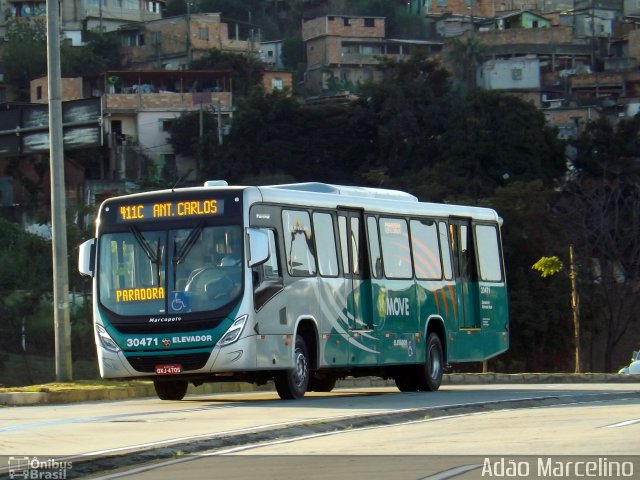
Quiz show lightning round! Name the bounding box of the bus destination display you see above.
[115,199,224,222]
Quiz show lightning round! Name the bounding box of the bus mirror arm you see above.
[78,238,96,277]
[247,228,270,267]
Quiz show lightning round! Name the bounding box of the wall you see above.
[30,77,84,103]
[478,58,541,90]
[302,16,385,41]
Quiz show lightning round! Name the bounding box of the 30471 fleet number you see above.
[125,337,158,348]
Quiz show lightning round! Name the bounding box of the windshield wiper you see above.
[173,223,203,265]
[130,226,158,263]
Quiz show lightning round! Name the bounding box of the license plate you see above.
[155,364,182,375]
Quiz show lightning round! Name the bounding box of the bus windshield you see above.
[98,225,243,316]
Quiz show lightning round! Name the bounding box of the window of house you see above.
[36,86,42,100]
[437,0,448,6]
[343,17,351,26]
[160,119,174,132]
[364,18,375,27]
[198,28,209,40]
[271,77,284,90]
[512,68,523,81]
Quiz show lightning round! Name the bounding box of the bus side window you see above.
[282,210,317,276]
[253,229,283,310]
[367,216,382,279]
[379,217,412,279]
[475,224,503,282]
[313,212,339,277]
[439,221,453,280]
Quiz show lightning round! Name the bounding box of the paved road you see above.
[0,384,638,479]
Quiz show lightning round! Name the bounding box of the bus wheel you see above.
[308,373,336,392]
[394,370,419,392]
[154,380,188,400]
[422,333,444,391]
[275,335,309,400]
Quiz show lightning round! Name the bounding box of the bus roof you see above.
[100,181,501,224]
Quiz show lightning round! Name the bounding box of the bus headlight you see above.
[96,324,120,353]
[217,315,248,347]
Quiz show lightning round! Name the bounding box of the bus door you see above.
[449,218,482,359]
[337,210,375,365]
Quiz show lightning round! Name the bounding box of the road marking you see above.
[418,464,483,480]
[604,418,640,428]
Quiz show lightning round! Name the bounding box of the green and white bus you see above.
[78,181,508,400]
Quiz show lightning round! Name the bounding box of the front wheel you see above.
[154,380,189,400]
[274,335,309,400]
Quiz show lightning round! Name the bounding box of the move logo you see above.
[386,297,410,316]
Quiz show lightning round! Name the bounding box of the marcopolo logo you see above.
[8,457,72,479]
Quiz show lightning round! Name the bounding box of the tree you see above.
[2,20,47,100]
[559,116,640,371]
[61,31,122,77]
[190,50,264,96]
[353,51,452,176]
[436,89,566,200]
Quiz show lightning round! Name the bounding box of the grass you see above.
[0,352,151,391]
[0,379,152,393]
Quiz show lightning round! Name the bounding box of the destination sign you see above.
[115,199,224,222]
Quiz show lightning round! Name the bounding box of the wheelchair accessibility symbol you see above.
[170,291,189,312]
[408,339,415,358]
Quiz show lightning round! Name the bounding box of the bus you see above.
[78,181,508,400]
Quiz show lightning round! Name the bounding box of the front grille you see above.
[113,319,220,334]
[126,352,211,373]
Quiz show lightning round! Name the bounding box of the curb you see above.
[0,373,637,406]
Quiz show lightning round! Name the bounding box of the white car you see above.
[618,350,640,374]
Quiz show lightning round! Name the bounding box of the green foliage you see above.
[2,20,47,100]
[437,89,565,199]
[560,115,640,371]
[190,50,263,95]
[61,31,122,77]
[531,256,564,278]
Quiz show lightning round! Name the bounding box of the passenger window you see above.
[282,210,317,276]
[313,212,339,277]
[338,216,349,274]
[410,219,442,280]
[379,217,412,279]
[367,216,382,278]
[439,221,453,280]
[475,224,503,282]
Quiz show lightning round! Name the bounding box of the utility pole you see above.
[569,245,581,374]
[47,0,73,381]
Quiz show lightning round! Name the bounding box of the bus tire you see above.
[308,373,336,392]
[274,334,309,400]
[153,380,188,400]
[394,369,419,392]
[422,333,444,391]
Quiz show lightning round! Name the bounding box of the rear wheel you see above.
[154,380,188,400]
[274,335,310,400]
[422,333,444,391]
[394,368,420,392]
[308,373,337,392]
